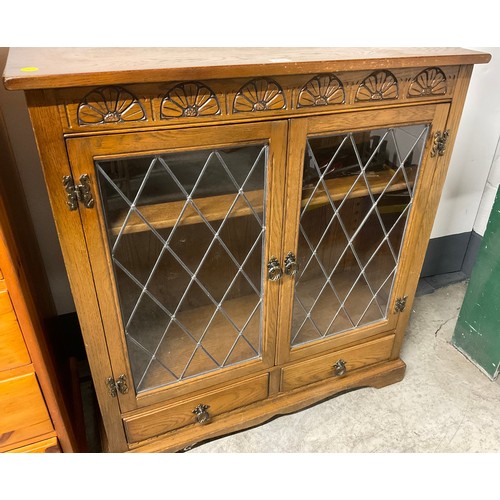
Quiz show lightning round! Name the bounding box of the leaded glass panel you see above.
[95,144,268,392]
[291,124,429,347]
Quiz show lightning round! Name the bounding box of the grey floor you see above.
[188,280,500,452]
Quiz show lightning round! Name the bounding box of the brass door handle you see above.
[284,252,299,276]
[333,359,347,377]
[267,256,283,281]
[192,404,211,425]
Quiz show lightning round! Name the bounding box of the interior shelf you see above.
[302,168,412,212]
[130,263,393,391]
[109,168,413,235]
[109,187,263,235]
[132,292,262,391]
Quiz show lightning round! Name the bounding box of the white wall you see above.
[431,47,500,238]
[473,137,500,236]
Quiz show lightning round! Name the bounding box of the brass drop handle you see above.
[267,256,283,281]
[333,359,347,377]
[284,252,299,276]
[192,404,211,425]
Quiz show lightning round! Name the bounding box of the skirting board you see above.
[420,231,482,278]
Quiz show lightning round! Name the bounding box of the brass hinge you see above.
[430,130,450,158]
[106,374,129,398]
[62,174,94,211]
[394,295,408,313]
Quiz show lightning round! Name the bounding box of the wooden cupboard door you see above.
[277,104,450,364]
[66,121,287,411]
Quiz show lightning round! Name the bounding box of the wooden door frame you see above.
[276,103,450,365]
[390,65,474,359]
[26,90,129,452]
[66,120,288,411]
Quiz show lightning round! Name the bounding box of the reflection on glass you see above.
[291,124,429,347]
[95,145,268,392]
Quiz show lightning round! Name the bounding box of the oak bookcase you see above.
[3,48,490,452]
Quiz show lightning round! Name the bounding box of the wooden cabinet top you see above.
[2,47,491,91]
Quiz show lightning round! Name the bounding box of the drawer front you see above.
[0,371,54,451]
[7,437,60,453]
[124,373,269,443]
[281,334,395,392]
[0,290,31,371]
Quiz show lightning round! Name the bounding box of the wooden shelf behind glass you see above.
[133,292,262,391]
[109,168,413,235]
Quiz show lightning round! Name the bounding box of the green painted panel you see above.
[452,186,500,379]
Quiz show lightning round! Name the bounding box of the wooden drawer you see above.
[0,369,54,451]
[7,436,60,453]
[124,373,269,443]
[281,334,395,392]
[0,290,30,371]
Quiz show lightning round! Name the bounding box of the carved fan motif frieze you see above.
[77,86,146,125]
[408,67,447,97]
[297,74,345,108]
[160,82,221,119]
[355,70,399,102]
[233,78,286,113]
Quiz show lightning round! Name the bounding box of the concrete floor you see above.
[189,281,500,452]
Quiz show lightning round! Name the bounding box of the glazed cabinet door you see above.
[277,104,450,364]
[66,121,287,411]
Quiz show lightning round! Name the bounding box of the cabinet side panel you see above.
[25,90,128,452]
[391,65,475,358]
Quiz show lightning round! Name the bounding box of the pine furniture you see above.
[0,107,78,453]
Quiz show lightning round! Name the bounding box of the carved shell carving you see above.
[355,70,399,102]
[298,74,345,108]
[77,86,146,125]
[408,67,447,97]
[161,82,221,119]
[233,78,286,113]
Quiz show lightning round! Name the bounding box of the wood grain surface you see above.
[124,373,269,442]
[0,289,31,370]
[10,50,486,452]
[0,370,54,451]
[6,436,60,453]
[26,90,129,451]
[3,48,490,90]
[281,334,394,391]
[128,358,406,452]
[390,66,475,359]
[0,104,78,452]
